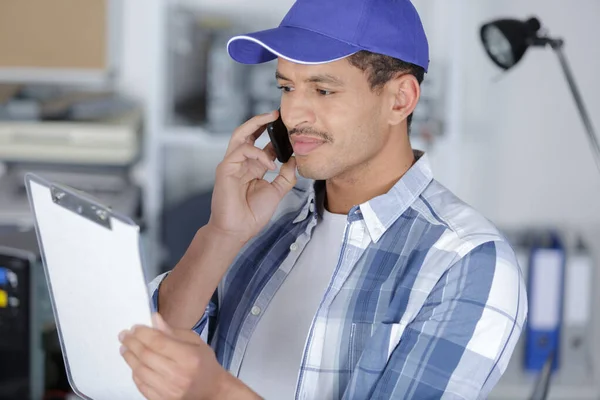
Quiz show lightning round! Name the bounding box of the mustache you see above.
[289,127,333,142]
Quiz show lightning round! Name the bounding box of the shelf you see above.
[161,126,232,147]
[161,125,275,149]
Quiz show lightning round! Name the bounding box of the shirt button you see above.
[251,306,261,316]
[290,242,299,251]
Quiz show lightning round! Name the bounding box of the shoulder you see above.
[408,179,517,270]
[403,178,527,310]
[411,179,527,326]
[413,179,505,245]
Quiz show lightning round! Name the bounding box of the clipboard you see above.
[24,172,152,400]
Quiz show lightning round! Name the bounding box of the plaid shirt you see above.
[149,151,527,399]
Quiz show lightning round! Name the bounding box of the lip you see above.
[291,136,326,156]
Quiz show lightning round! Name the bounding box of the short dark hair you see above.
[347,50,425,132]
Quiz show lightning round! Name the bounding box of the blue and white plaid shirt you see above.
[150,151,527,399]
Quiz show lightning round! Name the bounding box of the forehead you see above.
[276,57,365,82]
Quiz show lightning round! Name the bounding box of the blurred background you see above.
[0,0,598,399]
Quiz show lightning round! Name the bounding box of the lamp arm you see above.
[549,39,600,174]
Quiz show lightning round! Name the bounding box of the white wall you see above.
[452,0,600,230]
[117,0,600,231]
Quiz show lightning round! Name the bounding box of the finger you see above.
[125,352,170,399]
[219,144,277,177]
[122,335,199,399]
[133,366,181,400]
[122,325,192,362]
[244,142,278,182]
[120,330,181,375]
[263,142,277,162]
[250,142,277,175]
[122,345,172,398]
[151,313,202,345]
[271,156,297,197]
[152,313,173,335]
[133,374,166,400]
[225,110,278,157]
[122,341,143,371]
[171,329,203,346]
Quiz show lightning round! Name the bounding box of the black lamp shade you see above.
[480,17,541,70]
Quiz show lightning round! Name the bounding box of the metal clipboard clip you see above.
[50,185,113,230]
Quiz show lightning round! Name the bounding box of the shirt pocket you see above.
[350,322,401,373]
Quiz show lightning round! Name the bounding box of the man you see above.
[119,0,528,398]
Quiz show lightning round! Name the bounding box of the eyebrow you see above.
[276,71,345,87]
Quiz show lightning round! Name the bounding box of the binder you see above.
[562,236,593,370]
[25,173,152,399]
[524,231,566,372]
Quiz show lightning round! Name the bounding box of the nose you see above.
[281,94,317,132]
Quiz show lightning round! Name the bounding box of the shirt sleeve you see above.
[147,272,217,342]
[370,240,528,399]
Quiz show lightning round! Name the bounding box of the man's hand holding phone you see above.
[207,110,297,244]
[123,111,295,398]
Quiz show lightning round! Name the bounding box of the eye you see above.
[277,85,294,93]
[317,89,334,96]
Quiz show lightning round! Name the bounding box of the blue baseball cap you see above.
[227,0,429,72]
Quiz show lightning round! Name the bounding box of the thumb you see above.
[152,313,203,345]
[152,313,173,335]
[271,156,297,198]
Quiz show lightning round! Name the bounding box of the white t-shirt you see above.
[238,208,347,399]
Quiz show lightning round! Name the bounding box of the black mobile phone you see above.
[266,110,294,163]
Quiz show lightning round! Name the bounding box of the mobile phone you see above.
[266,110,294,163]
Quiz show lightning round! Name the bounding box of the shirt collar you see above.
[292,178,320,224]
[360,151,433,242]
[293,150,433,243]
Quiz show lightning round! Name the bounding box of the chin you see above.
[296,162,331,181]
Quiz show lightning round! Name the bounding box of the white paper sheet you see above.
[28,176,152,400]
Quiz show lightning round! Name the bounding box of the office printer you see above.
[0,106,144,229]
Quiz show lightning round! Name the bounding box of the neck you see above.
[325,130,415,215]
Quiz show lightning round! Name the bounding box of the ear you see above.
[385,73,420,127]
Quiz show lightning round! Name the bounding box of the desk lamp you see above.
[479,17,600,173]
